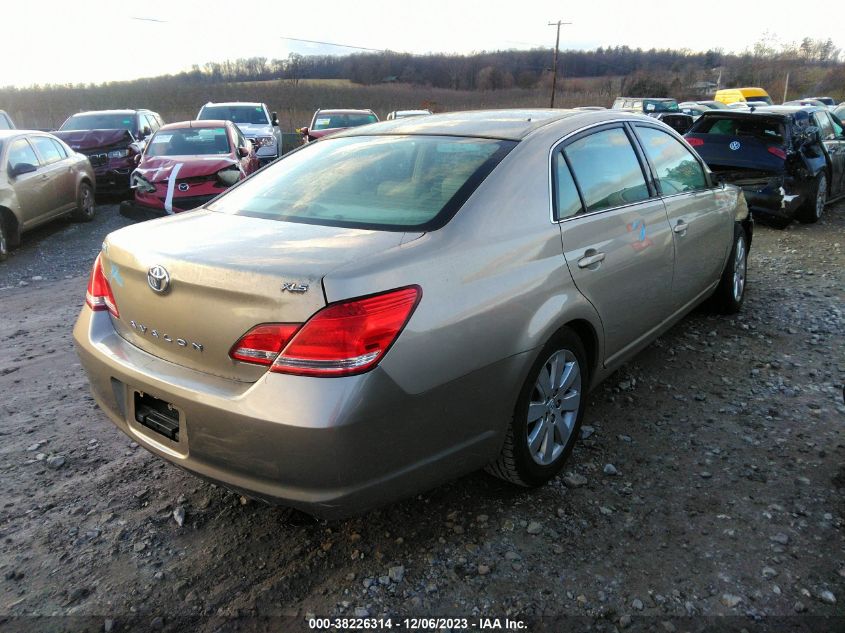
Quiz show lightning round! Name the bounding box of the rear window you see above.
[691,116,785,145]
[312,113,378,130]
[199,105,269,125]
[208,135,514,231]
[644,99,679,113]
[60,113,136,132]
[745,96,773,105]
[146,128,231,156]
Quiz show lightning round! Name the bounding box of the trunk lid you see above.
[102,210,417,382]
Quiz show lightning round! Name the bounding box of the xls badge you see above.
[281,281,309,293]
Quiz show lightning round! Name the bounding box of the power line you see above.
[279,36,386,53]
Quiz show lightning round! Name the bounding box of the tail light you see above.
[686,137,704,147]
[229,286,421,377]
[229,324,300,365]
[767,146,787,160]
[85,254,119,317]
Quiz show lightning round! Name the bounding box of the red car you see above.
[300,109,379,143]
[120,120,259,221]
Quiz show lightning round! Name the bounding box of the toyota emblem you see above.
[178,183,190,192]
[147,265,170,294]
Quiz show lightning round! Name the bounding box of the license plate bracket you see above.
[133,391,180,442]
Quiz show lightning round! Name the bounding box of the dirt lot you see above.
[0,203,843,633]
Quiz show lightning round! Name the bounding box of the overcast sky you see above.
[2,0,841,87]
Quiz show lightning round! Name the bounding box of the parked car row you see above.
[73,108,753,517]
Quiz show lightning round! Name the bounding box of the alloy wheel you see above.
[732,235,746,302]
[526,349,581,466]
[815,175,827,219]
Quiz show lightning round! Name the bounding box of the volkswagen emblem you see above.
[729,141,741,151]
[178,183,190,192]
[147,265,170,294]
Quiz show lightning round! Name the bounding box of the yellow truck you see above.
[714,87,773,106]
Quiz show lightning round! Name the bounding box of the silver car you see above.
[197,102,282,166]
[73,109,752,518]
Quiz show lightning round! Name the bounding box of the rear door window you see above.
[0,114,12,130]
[636,126,707,194]
[563,127,650,212]
[30,136,64,164]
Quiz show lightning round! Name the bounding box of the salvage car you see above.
[685,106,845,226]
[74,109,752,517]
[54,109,163,195]
[0,110,15,130]
[0,130,95,260]
[196,102,281,166]
[611,97,693,133]
[119,120,260,221]
[300,109,379,143]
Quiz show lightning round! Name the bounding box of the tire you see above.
[796,173,826,224]
[70,182,95,222]
[711,224,748,314]
[486,327,589,487]
[0,218,8,262]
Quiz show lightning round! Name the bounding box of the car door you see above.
[554,125,675,365]
[6,137,52,227]
[30,136,76,213]
[815,110,845,196]
[632,123,731,312]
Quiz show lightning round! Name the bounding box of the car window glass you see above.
[814,112,834,139]
[563,128,649,212]
[31,136,63,165]
[553,152,583,220]
[50,139,68,158]
[7,139,39,171]
[830,114,844,137]
[0,114,11,130]
[637,126,707,195]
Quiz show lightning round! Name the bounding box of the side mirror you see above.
[139,126,151,139]
[300,127,309,137]
[238,146,250,157]
[133,153,142,165]
[10,162,37,177]
[271,112,279,127]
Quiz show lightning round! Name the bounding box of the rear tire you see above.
[711,224,747,314]
[70,183,95,222]
[486,327,589,487]
[796,173,826,224]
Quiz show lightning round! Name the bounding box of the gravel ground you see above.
[0,203,843,633]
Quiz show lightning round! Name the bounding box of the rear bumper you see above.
[72,308,521,518]
[737,178,806,221]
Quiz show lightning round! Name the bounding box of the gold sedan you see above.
[0,130,96,261]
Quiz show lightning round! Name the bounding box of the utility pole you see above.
[782,71,790,103]
[548,20,571,108]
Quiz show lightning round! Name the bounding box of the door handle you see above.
[577,251,606,268]
[673,220,688,235]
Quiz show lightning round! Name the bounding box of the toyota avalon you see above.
[73,109,752,517]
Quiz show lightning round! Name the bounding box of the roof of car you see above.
[316,109,376,115]
[615,97,677,101]
[696,105,823,120]
[159,120,230,131]
[70,109,151,116]
[203,102,265,108]
[332,108,649,141]
[0,129,54,140]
